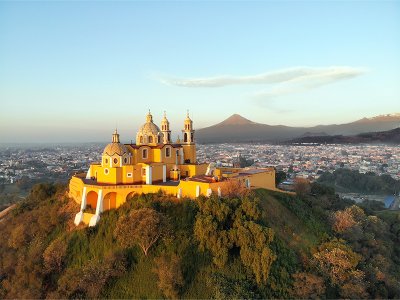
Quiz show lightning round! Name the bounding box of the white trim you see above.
[89,214,100,227]
[74,211,84,226]
[85,168,91,179]
[146,165,152,184]
[162,165,166,182]
[180,148,184,164]
[196,185,200,197]
[80,186,87,211]
[95,189,103,215]
[120,157,123,167]
[246,178,251,188]
[206,188,212,197]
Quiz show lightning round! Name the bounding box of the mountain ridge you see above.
[286,127,400,144]
[196,113,400,143]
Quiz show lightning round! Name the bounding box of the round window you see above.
[113,158,118,164]
[104,168,109,175]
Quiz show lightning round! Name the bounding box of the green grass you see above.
[256,189,329,253]
[103,254,163,299]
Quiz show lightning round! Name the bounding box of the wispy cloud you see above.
[158,66,367,88]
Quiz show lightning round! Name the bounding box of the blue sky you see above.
[0,1,399,142]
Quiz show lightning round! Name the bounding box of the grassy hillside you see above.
[1,183,400,299]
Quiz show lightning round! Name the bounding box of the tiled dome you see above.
[102,143,128,156]
[138,121,161,136]
[103,130,128,156]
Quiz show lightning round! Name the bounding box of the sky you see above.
[0,1,399,143]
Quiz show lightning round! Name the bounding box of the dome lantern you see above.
[112,129,120,143]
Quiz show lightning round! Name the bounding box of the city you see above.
[1,142,398,186]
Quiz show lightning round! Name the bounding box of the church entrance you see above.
[86,191,98,211]
[103,192,117,210]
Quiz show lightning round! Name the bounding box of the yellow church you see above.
[69,111,277,226]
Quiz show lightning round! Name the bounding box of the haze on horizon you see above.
[0,1,399,143]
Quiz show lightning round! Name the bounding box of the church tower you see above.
[160,111,171,144]
[181,110,196,163]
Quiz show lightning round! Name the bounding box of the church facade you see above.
[69,111,277,226]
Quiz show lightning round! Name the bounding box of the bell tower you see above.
[181,110,196,163]
[160,111,171,144]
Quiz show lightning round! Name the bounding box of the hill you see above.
[287,127,400,144]
[196,113,400,143]
[1,183,400,298]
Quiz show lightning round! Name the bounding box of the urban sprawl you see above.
[0,143,399,185]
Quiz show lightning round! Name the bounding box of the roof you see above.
[384,195,395,208]
[187,175,217,183]
[238,169,270,175]
[126,143,181,149]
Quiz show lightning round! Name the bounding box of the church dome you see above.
[138,121,161,136]
[136,110,162,145]
[103,143,128,156]
[103,130,129,156]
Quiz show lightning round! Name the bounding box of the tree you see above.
[8,224,26,249]
[194,196,234,267]
[332,209,356,233]
[291,272,325,299]
[194,195,276,285]
[275,170,287,186]
[114,208,167,256]
[235,221,275,284]
[43,237,68,273]
[312,239,368,298]
[220,178,250,199]
[153,254,184,299]
[294,178,311,196]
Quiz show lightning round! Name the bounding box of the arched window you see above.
[191,133,194,142]
[165,147,171,157]
[124,157,127,164]
[113,158,118,164]
[142,149,148,159]
[158,135,161,143]
[140,136,143,143]
[105,158,108,164]
[184,133,188,142]
[149,136,153,143]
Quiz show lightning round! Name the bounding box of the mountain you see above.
[287,127,400,144]
[216,114,256,125]
[196,113,400,143]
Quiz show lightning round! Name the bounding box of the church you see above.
[69,111,277,226]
